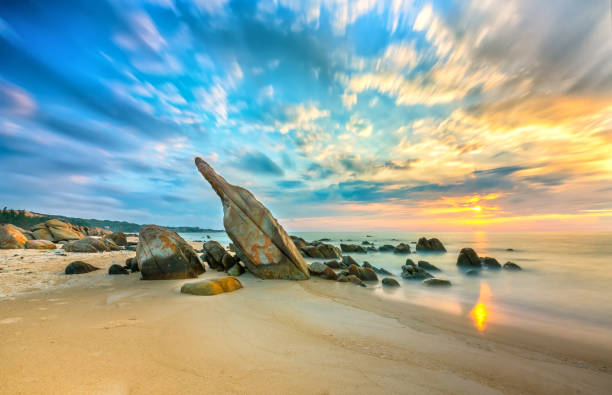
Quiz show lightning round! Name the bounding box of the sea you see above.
[180,231,612,341]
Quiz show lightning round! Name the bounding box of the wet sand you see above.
[1,247,611,394]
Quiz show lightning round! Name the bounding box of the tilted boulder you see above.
[137,225,205,280]
[31,219,83,242]
[0,224,28,249]
[201,240,226,270]
[195,157,309,280]
[415,237,446,252]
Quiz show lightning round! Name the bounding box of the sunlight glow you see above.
[472,206,482,211]
[471,283,492,332]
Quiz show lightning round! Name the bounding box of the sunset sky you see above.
[1,0,611,231]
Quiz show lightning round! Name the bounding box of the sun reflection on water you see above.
[471,282,491,331]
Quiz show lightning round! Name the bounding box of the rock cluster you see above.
[415,237,446,252]
[300,241,342,259]
[401,259,433,280]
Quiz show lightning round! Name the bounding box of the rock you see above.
[378,244,395,252]
[125,257,139,272]
[325,260,346,269]
[228,243,236,252]
[405,258,416,267]
[64,237,109,253]
[301,242,342,259]
[346,274,364,286]
[482,257,501,270]
[342,255,358,267]
[103,238,121,251]
[321,267,338,281]
[181,277,243,296]
[221,253,238,272]
[65,261,99,274]
[227,263,245,277]
[32,219,83,242]
[382,277,400,287]
[136,225,205,280]
[0,224,28,249]
[423,278,451,287]
[309,261,329,275]
[401,264,432,280]
[87,227,112,236]
[14,226,35,240]
[506,248,515,252]
[348,264,378,281]
[361,241,374,245]
[503,261,522,271]
[415,237,446,252]
[300,245,324,258]
[337,276,350,283]
[457,248,481,268]
[363,262,392,275]
[108,264,129,275]
[341,243,367,253]
[290,236,308,249]
[465,269,480,276]
[393,243,411,254]
[104,232,127,246]
[417,260,440,271]
[202,241,226,270]
[195,157,309,280]
[25,239,56,250]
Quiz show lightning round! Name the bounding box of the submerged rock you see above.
[465,269,480,276]
[195,157,309,280]
[382,277,400,287]
[401,263,432,280]
[0,224,28,249]
[415,237,446,252]
[423,278,451,287]
[108,264,129,275]
[378,244,395,252]
[136,225,204,280]
[457,248,481,268]
[65,261,99,275]
[393,243,411,254]
[482,257,501,270]
[181,277,243,296]
[417,260,440,271]
[503,261,522,271]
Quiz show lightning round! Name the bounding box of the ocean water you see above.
[180,231,612,340]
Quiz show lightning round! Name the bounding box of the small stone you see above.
[227,263,245,277]
[382,277,400,287]
[423,278,451,287]
[503,262,522,271]
[108,264,129,275]
[65,261,99,275]
[465,269,480,276]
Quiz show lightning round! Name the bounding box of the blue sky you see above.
[1,0,612,231]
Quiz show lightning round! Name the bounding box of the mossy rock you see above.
[181,277,243,296]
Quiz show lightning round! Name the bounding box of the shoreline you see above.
[1,247,611,394]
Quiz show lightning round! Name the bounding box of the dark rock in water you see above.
[378,244,395,252]
[423,278,451,287]
[195,157,309,280]
[65,261,99,275]
[104,232,127,246]
[325,260,346,269]
[465,269,479,276]
[363,262,392,275]
[309,261,329,275]
[341,243,367,253]
[393,243,411,254]
[506,248,515,251]
[482,257,501,270]
[418,260,440,271]
[503,261,522,271]
[415,237,446,252]
[405,258,416,267]
[342,255,359,268]
[457,248,481,268]
[202,241,226,270]
[221,253,238,272]
[361,241,374,246]
[401,263,432,280]
[303,241,341,259]
[382,277,400,287]
[300,245,323,258]
[181,277,243,296]
[63,237,110,253]
[136,225,204,280]
[348,264,378,281]
[366,246,377,252]
[290,236,308,249]
[318,238,331,242]
[109,264,129,275]
[227,263,245,277]
[320,267,338,281]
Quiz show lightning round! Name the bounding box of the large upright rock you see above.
[137,225,204,280]
[457,248,481,268]
[195,157,309,280]
[0,224,28,249]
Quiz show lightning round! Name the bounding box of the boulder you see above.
[87,227,112,236]
[202,241,226,270]
[362,262,392,275]
[340,243,367,253]
[343,274,365,286]
[382,277,400,287]
[32,219,83,242]
[401,264,432,280]
[378,244,395,252]
[290,236,308,249]
[221,253,238,272]
[125,257,139,272]
[104,232,127,246]
[64,237,109,253]
[25,239,56,250]
[103,238,121,251]
[227,263,245,277]
[324,260,346,269]
[342,255,359,267]
[300,244,324,258]
[136,225,205,280]
[503,262,522,271]
[393,243,411,254]
[65,261,99,274]
[320,267,338,281]
[415,237,446,252]
[404,258,416,267]
[108,264,129,275]
[482,257,501,270]
[14,226,35,240]
[457,248,481,268]
[423,278,451,287]
[0,224,28,249]
[181,277,243,296]
[348,264,378,281]
[300,242,342,259]
[196,157,309,280]
[417,260,440,272]
[309,261,329,275]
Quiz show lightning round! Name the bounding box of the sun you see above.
[472,206,482,211]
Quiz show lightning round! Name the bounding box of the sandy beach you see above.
[1,245,611,395]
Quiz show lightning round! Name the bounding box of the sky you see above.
[1,0,612,232]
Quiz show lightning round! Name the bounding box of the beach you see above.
[1,240,611,395]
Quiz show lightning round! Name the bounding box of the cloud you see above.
[233,151,284,176]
